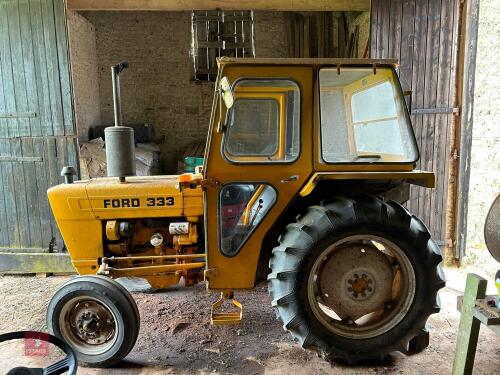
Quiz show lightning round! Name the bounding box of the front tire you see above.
[47,275,140,367]
[268,195,445,363]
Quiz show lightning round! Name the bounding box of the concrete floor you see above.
[0,269,498,374]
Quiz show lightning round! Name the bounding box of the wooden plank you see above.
[378,0,390,58]
[0,2,19,139]
[399,0,416,92]
[422,0,442,234]
[29,0,53,138]
[21,138,43,248]
[11,138,31,248]
[0,30,7,138]
[54,0,76,137]
[456,0,481,259]
[6,1,31,137]
[0,139,21,247]
[388,0,402,60]
[0,145,9,246]
[34,138,53,247]
[303,15,310,58]
[19,0,42,138]
[432,0,456,242]
[452,273,487,375]
[67,0,372,11]
[0,252,75,273]
[411,0,429,222]
[41,0,64,136]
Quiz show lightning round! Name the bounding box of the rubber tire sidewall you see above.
[47,276,140,368]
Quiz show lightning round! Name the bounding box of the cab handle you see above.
[281,175,298,183]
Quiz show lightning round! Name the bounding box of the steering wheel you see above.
[0,331,77,375]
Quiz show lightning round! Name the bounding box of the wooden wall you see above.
[371,0,460,245]
[0,0,77,257]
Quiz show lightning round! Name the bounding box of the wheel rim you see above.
[58,296,118,355]
[307,234,416,339]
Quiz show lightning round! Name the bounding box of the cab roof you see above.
[217,57,399,68]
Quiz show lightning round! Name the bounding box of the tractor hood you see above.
[48,175,203,221]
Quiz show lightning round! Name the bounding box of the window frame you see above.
[221,77,302,165]
[318,66,420,165]
[217,182,278,257]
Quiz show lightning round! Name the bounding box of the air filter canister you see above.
[105,126,136,179]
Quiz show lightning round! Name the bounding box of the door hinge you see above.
[201,178,220,189]
[204,268,217,281]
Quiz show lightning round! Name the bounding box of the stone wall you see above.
[464,0,500,275]
[67,11,101,142]
[76,11,288,172]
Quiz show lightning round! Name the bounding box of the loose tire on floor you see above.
[47,275,140,367]
[268,195,445,363]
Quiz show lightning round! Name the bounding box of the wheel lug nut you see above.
[348,279,353,284]
[347,287,353,292]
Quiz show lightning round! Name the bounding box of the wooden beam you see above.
[0,252,76,273]
[455,0,481,260]
[452,274,487,375]
[66,0,371,11]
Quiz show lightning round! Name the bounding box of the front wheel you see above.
[47,275,140,367]
[268,195,445,363]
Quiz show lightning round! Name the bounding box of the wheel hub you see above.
[347,271,374,300]
[69,301,115,345]
[317,243,394,321]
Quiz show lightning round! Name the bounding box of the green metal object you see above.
[0,252,76,274]
[452,273,487,375]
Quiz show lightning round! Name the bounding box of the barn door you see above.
[0,0,77,270]
[370,0,460,249]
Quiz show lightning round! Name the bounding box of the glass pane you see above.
[224,79,300,162]
[351,82,397,122]
[319,67,418,163]
[219,183,276,256]
[226,99,279,156]
[354,119,404,155]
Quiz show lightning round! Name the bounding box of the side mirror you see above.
[217,77,234,133]
[220,76,234,109]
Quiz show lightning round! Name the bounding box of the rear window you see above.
[319,67,418,163]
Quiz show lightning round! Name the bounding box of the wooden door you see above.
[370,0,459,247]
[0,0,77,267]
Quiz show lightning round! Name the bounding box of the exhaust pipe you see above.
[105,61,135,183]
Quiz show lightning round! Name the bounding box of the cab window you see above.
[219,183,277,256]
[224,79,300,163]
[319,67,418,163]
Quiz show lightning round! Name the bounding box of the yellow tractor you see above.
[46,58,445,367]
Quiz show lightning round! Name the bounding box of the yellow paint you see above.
[48,59,435,291]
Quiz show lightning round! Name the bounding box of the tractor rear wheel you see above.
[268,195,445,363]
[47,275,140,367]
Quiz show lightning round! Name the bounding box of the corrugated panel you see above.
[0,0,77,253]
[371,0,459,245]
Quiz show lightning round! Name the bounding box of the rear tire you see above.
[47,275,140,367]
[267,195,445,363]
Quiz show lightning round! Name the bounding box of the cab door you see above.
[204,65,313,289]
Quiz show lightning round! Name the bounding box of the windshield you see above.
[319,67,418,163]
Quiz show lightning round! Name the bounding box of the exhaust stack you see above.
[105,61,135,183]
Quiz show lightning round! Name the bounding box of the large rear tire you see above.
[267,195,445,363]
[47,275,140,367]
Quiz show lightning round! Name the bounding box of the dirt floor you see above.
[0,270,498,374]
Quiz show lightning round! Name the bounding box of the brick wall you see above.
[67,11,101,142]
[76,11,288,172]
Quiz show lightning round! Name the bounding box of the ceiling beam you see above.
[66,0,371,12]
